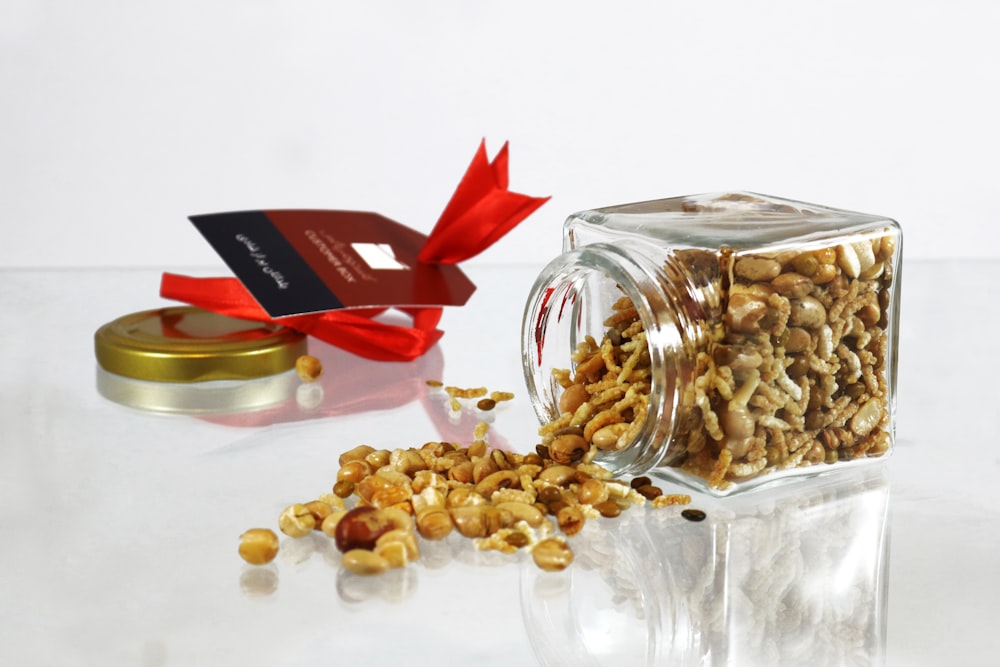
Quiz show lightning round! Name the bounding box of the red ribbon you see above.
[159,273,443,362]
[160,141,548,361]
[419,140,550,264]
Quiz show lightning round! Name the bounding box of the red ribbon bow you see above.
[160,141,548,361]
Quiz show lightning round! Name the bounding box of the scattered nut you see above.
[294,355,323,382]
[333,506,395,552]
[278,504,316,538]
[548,433,588,465]
[532,537,574,572]
[341,549,390,576]
[238,528,279,565]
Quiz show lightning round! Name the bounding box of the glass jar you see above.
[522,192,902,495]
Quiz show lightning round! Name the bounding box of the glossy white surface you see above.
[0,262,996,666]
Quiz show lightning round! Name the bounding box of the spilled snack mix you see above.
[238,384,700,574]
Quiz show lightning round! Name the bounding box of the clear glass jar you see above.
[522,192,902,495]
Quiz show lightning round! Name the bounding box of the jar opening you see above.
[522,243,689,476]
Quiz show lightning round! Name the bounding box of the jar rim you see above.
[522,242,691,476]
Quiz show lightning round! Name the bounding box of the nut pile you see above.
[543,233,897,491]
[238,384,695,575]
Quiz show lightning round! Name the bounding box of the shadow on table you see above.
[520,465,890,667]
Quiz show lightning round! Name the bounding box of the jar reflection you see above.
[521,465,890,667]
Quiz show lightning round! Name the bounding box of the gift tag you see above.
[190,209,477,318]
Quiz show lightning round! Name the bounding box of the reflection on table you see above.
[521,465,890,667]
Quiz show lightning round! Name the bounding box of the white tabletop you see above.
[0,261,996,666]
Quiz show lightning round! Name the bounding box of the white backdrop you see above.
[2,0,998,269]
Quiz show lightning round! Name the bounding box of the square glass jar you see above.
[523,192,901,495]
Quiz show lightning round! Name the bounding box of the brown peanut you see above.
[238,528,280,565]
[548,433,588,465]
[342,549,390,576]
[338,444,375,467]
[789,297,827,329]
[771,272,814,298]
[475,470,520,499]
[559,383,589,415]
[278,504,316,538]
[494,501,546,527]
[294,354,323,382]
[532,538,574,572]
[735,256,781,281]
[556,505,586,536]
[415,507,453,540]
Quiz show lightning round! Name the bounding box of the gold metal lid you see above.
[94,306,307,383]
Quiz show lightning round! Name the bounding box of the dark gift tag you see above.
[191,209,477,318]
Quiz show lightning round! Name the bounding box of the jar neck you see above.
[522,241,712,476]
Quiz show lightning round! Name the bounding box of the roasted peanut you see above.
[538,465,578,486]
[375,529,419,565]
[720,402,754,440]
[576,478,609,506]
[726,293,768,334]
[494,501,546,527]
[364,449,391,469]
[278,504,316,538]
[332,479,355,498]
[337,460,372,484]
[294,354,323,382]
[537,486,563,505]
[593,500,622,518]
[448,461,475,484]
[338,444,375,467]
[504,532,531,549]
[556,505,586,536]
[735,256,781,282]
[238,528,280,565]
[341,549,390,576]
[391,448,428,475]
[532,538,574,572]
[355,475,393,504]
[558,383,589,415]
[548,433,588,465]
[303,500,335,530]
[472,456,499,484]
[812,262,837,284]
[475,470,520,499]
[771,272,814,299]
[446,486,486,508]
[415,507,453,540]
[850,398,883,437]
[450,506,511,538]
[371,485,413,509]
[591,423,628,450]
[789,297,827,329]
[320,510,348,538]
[783,327,812,353]
[380,507,415,532]
[791,252,819,277]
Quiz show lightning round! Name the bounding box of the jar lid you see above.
[94,306,307,383]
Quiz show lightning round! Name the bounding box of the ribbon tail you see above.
[418,140,548,265]
[490,141,509,190]
[160,273,444,362]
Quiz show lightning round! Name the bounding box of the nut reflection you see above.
[336,566,418,604]
[239,565,279,597]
